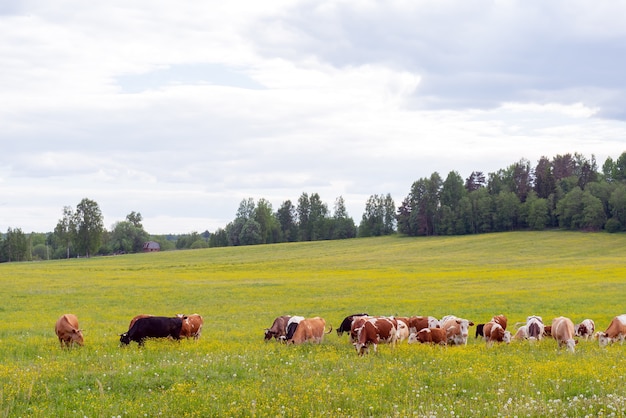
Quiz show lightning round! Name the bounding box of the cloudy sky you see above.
[2,1,626,234]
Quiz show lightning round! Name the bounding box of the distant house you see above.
[143,241,160,252]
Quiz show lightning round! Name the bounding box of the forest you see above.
[2,151,626,262]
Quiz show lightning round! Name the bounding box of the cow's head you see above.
[596,332,611,348]
[119,332,131,345]
[264,329,274,340]
[503,331,512,344]
[72,329,84,346]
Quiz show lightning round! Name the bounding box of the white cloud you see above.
[1,0,626,234]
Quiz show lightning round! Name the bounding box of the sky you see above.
[2,0,626,235]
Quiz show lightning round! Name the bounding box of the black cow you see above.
[337,313,369,336]
[475,323,485,339]
[120,316,183,346]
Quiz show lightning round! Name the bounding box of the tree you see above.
[254,198,279,244]
[1,227,29,262]
[534,156,556,199]
[109,220,148,253]
[276,200,297,242]
[73,198,104,257]
[330,196,356,239]
[609,184,626,231]
[209,228,229,247]
[55,206,75,259]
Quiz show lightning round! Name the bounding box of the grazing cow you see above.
[285,316,305,341]
[513,325,528,340]
[575,319,595,341]
[288,317,331,344]
[490,315,508,330]
[407,316,440,334]
[120,316,183,346]
[350,315,371,343]
[475,323,485,339]
[178,313,203,340]
[336,313,368,336]
[552,316,576,353]
[128,314,153,331]
[543,325,552,337]
[55,314,84,348]
[396,318,410,342]
[526,315,545,340]
[483,321,511,346]
[408,327,447,345]
[441,315,474,346]
[596,315,626,348]
[264,315,292,341]
[354,317,397,355]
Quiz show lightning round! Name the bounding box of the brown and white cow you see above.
[440,315,474,346]
[407,316,440,334]
[350,315,371,343]
[513,324,528,340]
[354,317,397,355]
[264,315,292,341]
[574,319,595,341]
[483,321,511,346]
[526,315,545,340]
[408,327,447,345]
[178,313,204,340]
[55,314,84,348]
[288,317,332,344]
[395,318,410,342]
[552,316,576,353]
[596,315,626,348]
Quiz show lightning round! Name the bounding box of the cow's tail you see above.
[514,321,525,330]
[325,326,333,334]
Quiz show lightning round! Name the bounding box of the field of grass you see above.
[2,231,626,417]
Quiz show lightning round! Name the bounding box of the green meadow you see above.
[2,231,626,417]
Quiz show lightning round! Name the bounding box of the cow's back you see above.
[129,316,183,340]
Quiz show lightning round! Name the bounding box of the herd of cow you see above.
[264,313,626,355]
[54,311,626,354]
[54,313,204,348]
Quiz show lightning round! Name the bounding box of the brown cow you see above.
[596,315,626,347]
[288,317,331,344]
[408,327,447,345]
[55,314,84,348]
[178,313,204,340]
[490,314,507,330]
[354,317,397,355]
[350,315,371,343]
[264,315,292,341]
[552,316,576,353]
[483,321,511,346]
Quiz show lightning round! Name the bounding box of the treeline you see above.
[396,152,626,236]
[2,151,626,262]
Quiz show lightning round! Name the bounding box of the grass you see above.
[2,231,626,416]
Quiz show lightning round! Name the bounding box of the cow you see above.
[264,315,292,341]
[285,316,305,341]
[354,316,397,355]
[490,315,508,330]
[408,327,447,345]
[336,313,368,336]
[178,313,203,340]
[526,315,545,340]
[407,316,440,334]
[128,314,153,330]
[350,315,371,343]
[483,321,511,346]
[596,315,626,348]
[575,319,595,341]
[513,325,528,340]
[475,323,485,339]
[120,316,183,346]
[543,325,552,338]
[441,315,474,346]
[552,316,577,353]
[396,318,410,342]
[55,314,84,348]
[288,317,331,344]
